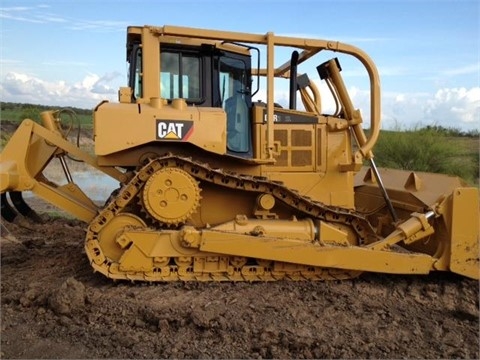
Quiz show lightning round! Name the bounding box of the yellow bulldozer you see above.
[1,25,478,281]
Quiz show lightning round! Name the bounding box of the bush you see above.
[373,127,478,185]
[1,102,93,127]
[20,106,41,123]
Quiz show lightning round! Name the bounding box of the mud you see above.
[1,204,479,359]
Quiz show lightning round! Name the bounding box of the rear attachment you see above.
[0,111,125,224]
[1,192,44,223]
[1,193,17,222]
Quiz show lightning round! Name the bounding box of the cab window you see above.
[161,52,201,102]
[218,56,251,153]
[218,56,249,105]
[133,48,142,99]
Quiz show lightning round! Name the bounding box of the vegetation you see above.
[421,125,479,138]
[1,102,93,127]
[372,127,479,185]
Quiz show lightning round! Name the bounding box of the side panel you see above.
[94,102,227,158]
[251,105,356,208]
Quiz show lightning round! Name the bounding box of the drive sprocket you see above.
[141,167,201,225]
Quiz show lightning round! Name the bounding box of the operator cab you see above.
[127,40,253,157]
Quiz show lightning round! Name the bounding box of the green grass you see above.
[0,108,19,122]
[1,102,93,128]
[373,128,479,185]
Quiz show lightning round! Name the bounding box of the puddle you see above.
[67,170,120,200]
[23,161,120,202]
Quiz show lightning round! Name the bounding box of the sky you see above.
[0,0,479,132]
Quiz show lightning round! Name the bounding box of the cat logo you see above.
[156,120,194,140]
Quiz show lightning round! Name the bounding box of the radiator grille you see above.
[271,127,314,169]
[276,151,288,166]
[274,130,288,146]
[292,150,312,166]
[292,130,312,146]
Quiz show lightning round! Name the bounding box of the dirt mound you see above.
[48,277,87,316]
[1,215,478,359]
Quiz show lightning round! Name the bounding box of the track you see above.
[85,155,379,282]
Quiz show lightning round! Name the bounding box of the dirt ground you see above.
[1,200,479,359]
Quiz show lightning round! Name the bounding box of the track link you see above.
[85,155,378,281]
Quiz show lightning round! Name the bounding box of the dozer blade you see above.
[450,188,479,279]
[355,167,480,280]
[1,193,17,222]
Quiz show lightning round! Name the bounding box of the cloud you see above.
[91,72,122,94]
[0,71,121,109]
[66,20,128,32]
[0,6,44,23]
[424,87,480,125]
[380,87,480,131]
[0,5,126,32]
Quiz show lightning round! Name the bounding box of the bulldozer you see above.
[1,25,478,281]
